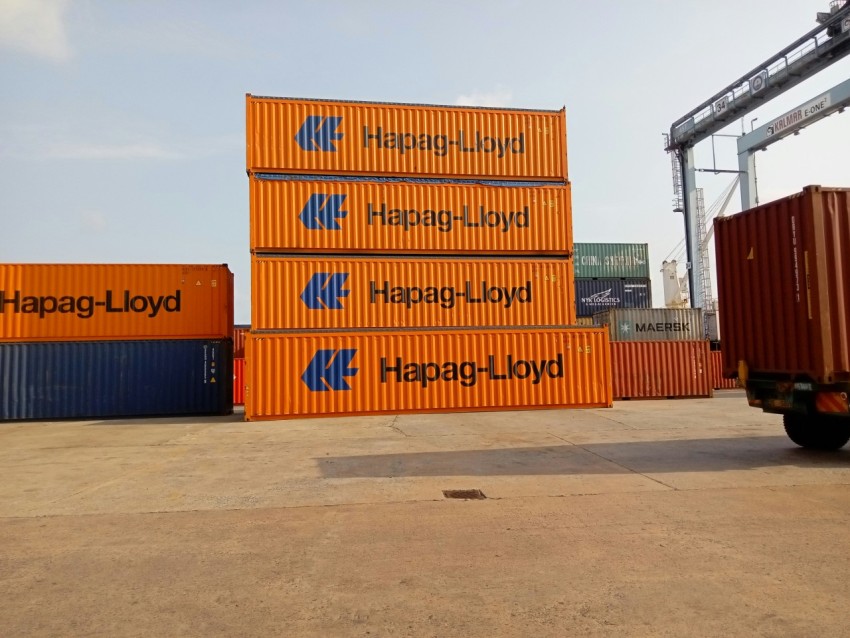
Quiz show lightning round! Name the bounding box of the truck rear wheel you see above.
[783,414,850,450]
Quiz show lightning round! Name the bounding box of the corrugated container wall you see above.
[249,176,573,255]
[0,340,233,421]
[244,328,612,419]
[233,357,245,406]
[573,243,650,279]
[0,264,234,342]
[233,325,249,358]
[610,341,713,400]
[710,351,738,390]
[252,256,575,330]
[246,95,568,181]
[593,308,705,342]
[574,279,651,317]
[715,186,850,383]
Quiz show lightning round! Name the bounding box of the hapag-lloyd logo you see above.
[581,289,621,307]
[293,115,526,158]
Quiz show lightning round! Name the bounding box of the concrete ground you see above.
[2,390,849,637]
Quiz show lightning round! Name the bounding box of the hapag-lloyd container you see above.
[0,264,233,342]
[244,328,612,419]
[715,186,850,382]
[246,95,568,181]
[249,176,573,255]
[573,243,650,279]
[574,278,651,317]
[593,308,704,342]
[610,341,712,400]
[0,339,233,421]
[252,256,574,330]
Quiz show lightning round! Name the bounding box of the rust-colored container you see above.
[233,357,245,406]
[715,186,850,383]
[244,328,612,419]
[233,324,249,358]
[0,264,233,342]
[246,95,567,181]
[249,176,572,255]
[710,351,738,390]
[610,341,712,400]
[252,255,574,330]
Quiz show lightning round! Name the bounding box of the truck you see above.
[714,185,850,449]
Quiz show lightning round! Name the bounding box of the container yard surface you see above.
[252,255,574,330]
[0,264,234,342]
[246,95,568,181]
[250,176,573,255]
[3,395,850,637]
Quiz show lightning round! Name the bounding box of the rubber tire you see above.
[783,413,850,450]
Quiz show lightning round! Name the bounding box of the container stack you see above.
[244,95,612,419]
[573,243,652,320]
[592,308,713,399]
[0,264,234,421]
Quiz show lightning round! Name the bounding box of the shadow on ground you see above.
[317,436,850,478]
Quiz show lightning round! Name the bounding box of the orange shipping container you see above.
[610,341,712,400]
[252,256,575,330]
[0,264,233,342]
[233,324,249,358]
[710,351,738,390]
[249,176,572,255]
[244,328,612,420]
[246,95,568,181]
[233,357,245,406]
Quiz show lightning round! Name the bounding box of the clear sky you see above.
[2,0,849,324]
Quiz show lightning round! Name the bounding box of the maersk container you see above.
[249,175,573,255]
[244,328,612,419]
[0,339,233,421]
[252,256,575,330]
[592,308,704,342]
[715,186,850,383]
[572,243,650,279]
[246,95,568,181]
[610,340,712,400]
[0,264,234,343]
[574,278,651,318]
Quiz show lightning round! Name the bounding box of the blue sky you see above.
[2,0,849,324]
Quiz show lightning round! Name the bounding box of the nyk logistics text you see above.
[0,290,182,319]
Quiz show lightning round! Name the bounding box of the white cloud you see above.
[455,86,513,108]
[45,142,185,160]
[0,0,71,61]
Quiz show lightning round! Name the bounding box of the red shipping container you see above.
[715,186,850,383]
[610,341,712,400]
[233,325,249,358]
[710,351,738,390]
[233,357,245,406]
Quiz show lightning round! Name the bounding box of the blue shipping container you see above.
[575,279,651,318]
[0,339,233,421]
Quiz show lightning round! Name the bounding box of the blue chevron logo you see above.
[294,115,343,152]
[298,193,347,231]
[301,272,350,310]
[302,348,358,392]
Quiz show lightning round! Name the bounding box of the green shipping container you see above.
[573,243,650,279]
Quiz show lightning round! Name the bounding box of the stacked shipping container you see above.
[572,243,652,319]
[0,264,234,420]
[245,95,612,419]
[592,307,712,399]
